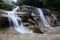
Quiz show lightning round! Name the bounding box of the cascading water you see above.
[37,8,51,28]
[2,6,33,34]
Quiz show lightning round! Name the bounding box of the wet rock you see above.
[0,17,10,29]
[30,27,43,34]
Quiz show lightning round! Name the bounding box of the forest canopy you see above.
[0,0,60,12]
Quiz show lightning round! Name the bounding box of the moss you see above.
[30,27,43,34]
[23,13,30,22]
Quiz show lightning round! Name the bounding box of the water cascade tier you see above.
[37,8,51,28]
[2,6,33,34]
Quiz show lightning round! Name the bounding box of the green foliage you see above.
[17,0,44,8]
[23,13,30,22]
[0,0,13,10]
[46,0,60,12]
[17,0,60,12]
[0,0,60,12]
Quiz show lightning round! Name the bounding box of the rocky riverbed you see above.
[0,26,60,40]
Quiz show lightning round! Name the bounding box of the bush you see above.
[0,0,13,10]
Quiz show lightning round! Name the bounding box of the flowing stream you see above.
[37,8,51,28]
[2,6,33,34]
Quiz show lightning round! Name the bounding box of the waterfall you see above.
[37,8,51,28]
[2,6,33,34]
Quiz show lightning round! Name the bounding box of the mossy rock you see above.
[23,13,30,22]
[30,27,43,34]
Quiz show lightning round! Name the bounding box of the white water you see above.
[37,8,51,28]
[3,6,33,34]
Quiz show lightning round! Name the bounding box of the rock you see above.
[30,27,43,34]
[0,17,10,29]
